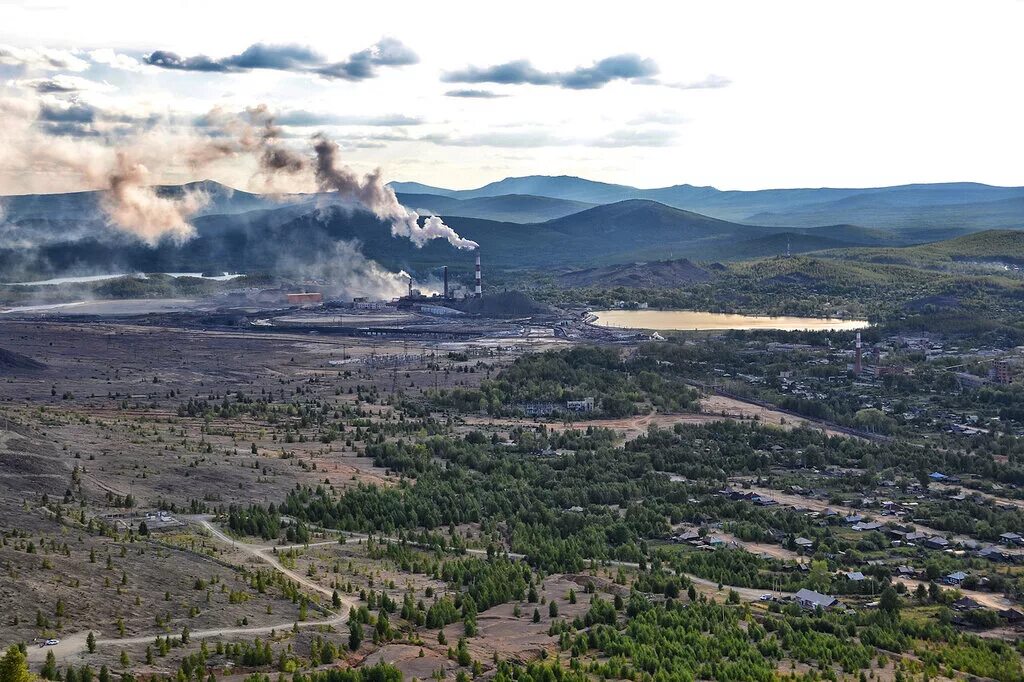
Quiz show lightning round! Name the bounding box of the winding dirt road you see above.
[26,519,356,665]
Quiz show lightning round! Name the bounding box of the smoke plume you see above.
[279,239,413,300]
[311,134,478,250]
[3,97,477,251]
[103,153,209,245]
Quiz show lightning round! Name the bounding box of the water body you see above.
[593,309,869,332]
[4,272,244,286]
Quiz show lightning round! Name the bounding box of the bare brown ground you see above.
[462,393,850,442]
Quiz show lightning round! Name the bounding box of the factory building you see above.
[287,292,323,305]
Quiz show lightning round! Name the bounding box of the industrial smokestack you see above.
[443,265,449,300]
[854,332,863,375]
[474,251,482,298]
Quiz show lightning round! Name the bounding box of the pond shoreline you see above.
[592,309,870,332]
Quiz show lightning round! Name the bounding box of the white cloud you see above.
[88,48,144,72]
[0,44,88,72]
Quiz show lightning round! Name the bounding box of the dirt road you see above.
[27,520,355,665]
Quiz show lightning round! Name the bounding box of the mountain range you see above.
[390,176,1024,230]
[2,175,1023,282]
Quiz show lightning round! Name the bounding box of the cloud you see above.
[38,102,96,123]
[423,130,570,148]
[664,74,732,90]
[424,125,678,149]
[628,110,688,125]
[444,89,506,99]
[315,37,419,80]
[0,44,89,72]
[88,48,144,72]
[442,53,658,90]
[592,128,678,148]
[144,37,418,81]
[274,110,424,127]
[10,74,117,94]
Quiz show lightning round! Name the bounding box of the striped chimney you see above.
[474,251,482,298]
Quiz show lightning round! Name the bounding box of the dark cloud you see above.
[144,38,417,81]
[38,102,96,123]
[13,75,116,94]
[226,43,323,70]
[27,78,77,93]
[35,103,160,139]
[36,121,101,137]
[444,89,506,99]
[316,37,418,80]
[144,50,229,72]
[442,53,658,90]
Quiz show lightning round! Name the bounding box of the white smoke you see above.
[279,239,413,300]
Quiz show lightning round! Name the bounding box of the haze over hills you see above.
[0,188,914,281]
[390,176,1024,231]
[395,192,595,223]
[2,177,1022,282]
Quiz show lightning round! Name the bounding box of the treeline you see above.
[429,346,698,418]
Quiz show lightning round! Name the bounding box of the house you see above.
[952,596,983,611]
[843,571,867,582]
[843,514,865,525]
[674,530,701,544]
[794,588,839,610]
[852,522,884,532]
[999,532,1023,546]
[929,472,949,482]
[1000,608,1024,623]
[943,571,968,586]
[925,536,950,550]
[566,397,595,412]
[794,537,815,550]
[896,565,916,577]
[979,546,1008,561]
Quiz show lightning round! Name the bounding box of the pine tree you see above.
[0,643,33,679]
[86,631,97,653]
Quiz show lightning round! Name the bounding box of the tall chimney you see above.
[443,266,449,300]
[474,251,482,298]
[854,332,863,375]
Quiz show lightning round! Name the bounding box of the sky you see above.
[1,0,1022,195]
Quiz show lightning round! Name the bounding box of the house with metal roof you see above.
[794,588,839,610]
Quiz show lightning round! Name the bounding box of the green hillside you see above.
[824,229,1024,268]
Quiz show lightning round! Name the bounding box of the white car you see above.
[44,639,60,646]
[759,594,773,601]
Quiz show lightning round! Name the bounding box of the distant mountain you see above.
[0,197,856,280]
[0,180,980,282]
[396,192,594,223]
[747,194,1024,231]
[0,180,282,223]
[388,181,459,197]
[390,175,1024,232]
